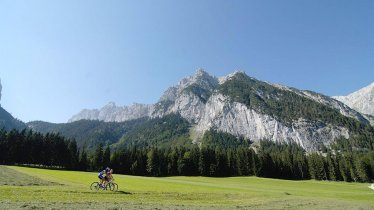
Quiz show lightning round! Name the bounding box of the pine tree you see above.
[103,145,111,168]
[147,148,160,176]
[93,143,104,171]
[68,140,79,169]
[199,148,208,176]
[355,155,370,182]
[339,156,351,182]
[326,153,337,181]
[167,148,179,175]
[308,153,325,180]
[250,149,260,176]
[79,148,89,171]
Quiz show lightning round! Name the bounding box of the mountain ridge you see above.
[0,106,26,131]
[67,70,372,151]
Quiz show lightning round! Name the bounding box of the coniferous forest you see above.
[1,128,374,183]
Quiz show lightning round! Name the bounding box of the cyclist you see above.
[98,167,110,186]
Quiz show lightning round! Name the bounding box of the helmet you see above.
[105,167,110,171]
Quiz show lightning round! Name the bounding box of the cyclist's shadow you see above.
[115,190,132,194]
[87,190,132,194]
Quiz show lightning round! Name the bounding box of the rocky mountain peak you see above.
[158,69,219,103]
[333,82,374,116]
[218,70,247,84]
[195,68,210,77]
[104,101,116,108]
[178,69,218,90]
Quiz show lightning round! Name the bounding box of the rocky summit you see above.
[69,70,371,151]
[333,82,374,120]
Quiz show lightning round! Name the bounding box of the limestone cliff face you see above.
[193,94,349,151]
[69,69,368,151]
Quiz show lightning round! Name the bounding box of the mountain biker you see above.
[105,169,114,182]
[98,167,110,186]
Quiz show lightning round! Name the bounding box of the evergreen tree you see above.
[339,156,351,182]
[79,148,89,171]
[93,143,104,171]
[68,140,79,169]
[199,147,209,176]
[250,149,260,176]
[103,145,111,168]
[354,155,370,182]
[326,153,337,181]
[167,148,179,175]
[147,148,160,176]
[308,153,326,180]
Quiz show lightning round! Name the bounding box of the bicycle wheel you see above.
[90,182,100,191]
[107,182,115,191]
[113,183,118,191]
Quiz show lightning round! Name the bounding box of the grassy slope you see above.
[0,166,373,209]
[0,166,56,186]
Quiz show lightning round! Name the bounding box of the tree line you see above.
[0,129,87,170]
[1,128,373,182]
[108,140,374,182]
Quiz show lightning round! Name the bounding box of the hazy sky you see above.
[0,0,373,123]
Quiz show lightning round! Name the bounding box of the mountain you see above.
[69,102,154,122]
[333,83,374,124]
[0,106,26,131]
[113,114,191,149]
[27,118,148,150]
[67,69,373,151]
[28,114,192,151]
[0,78,2,101]
[0,79,26,130]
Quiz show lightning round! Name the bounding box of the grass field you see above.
[0,166,373,209]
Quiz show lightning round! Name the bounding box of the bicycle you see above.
[90,181,109,191]
[90,178,118,191]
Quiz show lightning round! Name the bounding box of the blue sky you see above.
[0,0,373,123]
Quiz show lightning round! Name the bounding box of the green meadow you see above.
[0,165,373,209]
